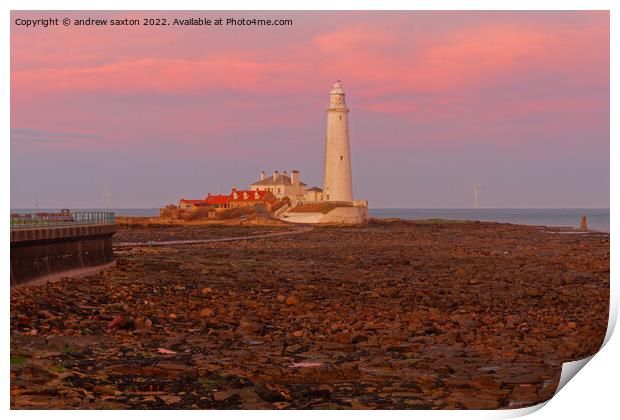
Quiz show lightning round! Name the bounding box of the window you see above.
[340,155,343,161]
[339,115,342,120]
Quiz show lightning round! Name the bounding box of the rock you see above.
[92,385,116,396]
[37,310,53,319]
[276,294,286,303]
[199,308,214,318]
[464,320,480,329]
[108,315,135,331]
[510,383,539,402]
[458,396,500,409]
[213,390,238,401]
[256,307,272,318]
[160,395,182,405]
[201,287,213,295]
[472,375,501,390]
[285,295,299,306]
[526,289,544,298]
[351,334,368,344]
[237,319,262,334]
[330,331,350,344]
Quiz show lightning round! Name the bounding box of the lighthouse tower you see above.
[323,80,353,202]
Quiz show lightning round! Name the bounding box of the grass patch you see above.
[201,378,221,387]
[50,362,65,373]
[10,355,27,366]
[135,351,156,359]
[61,345,75,355]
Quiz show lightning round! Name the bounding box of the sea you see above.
[369,208,610,233]
[12,208,610,233]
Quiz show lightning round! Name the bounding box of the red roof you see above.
[205,194,229,205]
[229,189,273,202]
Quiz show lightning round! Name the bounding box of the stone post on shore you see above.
[580,215,588,231]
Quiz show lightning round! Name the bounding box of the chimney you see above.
[260,171,265,181]
[291,170,300,186]
[273,170,278,181]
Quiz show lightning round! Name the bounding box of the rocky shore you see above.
[10,219,609,409]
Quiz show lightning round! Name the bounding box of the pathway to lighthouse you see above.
[114,226,313,248]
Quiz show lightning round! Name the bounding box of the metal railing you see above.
[10,211,115,229]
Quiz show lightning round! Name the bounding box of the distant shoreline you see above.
[12,208,610,232]
[112,216,610,235]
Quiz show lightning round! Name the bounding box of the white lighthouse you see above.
[323,80,353,202]
[279,80,368,224]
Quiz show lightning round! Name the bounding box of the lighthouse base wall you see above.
[280,205,368,225]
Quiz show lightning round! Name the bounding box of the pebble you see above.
[199,308,214,318]
[285,295,299,306]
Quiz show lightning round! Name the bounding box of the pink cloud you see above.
[12,14,607,101]
[10,11,608,149]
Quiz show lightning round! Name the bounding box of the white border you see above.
[3,1,616,419]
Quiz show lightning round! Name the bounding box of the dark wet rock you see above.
[107,315,136,331]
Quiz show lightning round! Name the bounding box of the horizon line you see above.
[10,206,611,211]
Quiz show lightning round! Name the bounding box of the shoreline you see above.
[114,215,609,235]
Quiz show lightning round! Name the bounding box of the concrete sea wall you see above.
[281,206,368,225]
[10,225,117,287]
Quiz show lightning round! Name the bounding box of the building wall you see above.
[179,202,193,211]
[251,184,283,197]
[284,183,306,202]
[251,182,305,201]
[304,190,322,202]
[229,200,262,209]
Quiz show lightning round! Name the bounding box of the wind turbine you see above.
[474,185,480,209]
[103,188,110,209]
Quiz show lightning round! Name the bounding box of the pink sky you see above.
[11,11,609,208]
